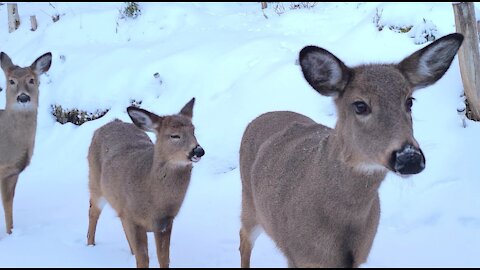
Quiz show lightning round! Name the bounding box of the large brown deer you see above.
[239,33,463,267]
[87,98,205,268]
[0,52,52,234]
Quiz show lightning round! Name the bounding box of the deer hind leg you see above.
[1,171,19,235]
[87,157,105,246]
[239,191,259,268]
[87,196,104,246]
[122,218,149,268]
[154,216,174,268]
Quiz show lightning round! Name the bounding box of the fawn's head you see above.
[299,33,463,176]
[1,52,52,111]
[127,98,205,166]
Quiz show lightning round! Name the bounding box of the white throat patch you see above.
[354,162,387,175]
[12,102,35,111]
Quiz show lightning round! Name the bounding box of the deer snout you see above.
[389,144,425,175]
[17,94,31,103]
[189,145,205,163]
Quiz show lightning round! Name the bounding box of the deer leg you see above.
[240,227,255,268]
[122,218,149,268]
[240,192,259,268]
[87,198,103,246]
[353,196,381,267]
[154,216,174,268]
[121,219,135,255]
[1,172,19,235]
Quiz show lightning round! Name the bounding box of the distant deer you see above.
[87,98,205,268]
[0,52,52,234]
[239,33,463,267]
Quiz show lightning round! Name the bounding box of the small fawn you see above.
[87,98,205,268]
[0,52,52,234]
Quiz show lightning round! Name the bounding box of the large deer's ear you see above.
[398,33,463,90]
[0,52,14,73]
[127,106,163,133]
[299,46,352,97]
[30,52,52,76]
[179,98,195,118]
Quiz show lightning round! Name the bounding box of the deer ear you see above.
[398,33,463,90]
[0,52,14,73]
[127,106,163,133]
[30,52,52,75]
[299,46,352,97]
[179,98,195,118]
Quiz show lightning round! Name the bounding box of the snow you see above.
[0,2,479,267]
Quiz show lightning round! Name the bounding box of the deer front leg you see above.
[154,216,174,268]
[121,218,135,255]
[239,191,259,268]
[240,227,254,268]
[121,218,149,268]
[1,171,19,234]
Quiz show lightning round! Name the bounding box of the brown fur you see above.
[0,52,52,234]
[87,98,204,268]
[239,34,463,267]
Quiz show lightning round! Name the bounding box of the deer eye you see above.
[352,101,371,115]
[9,80,15,85]
[170,135,181,139]
[29,78,35,84]
[406,97,415,112]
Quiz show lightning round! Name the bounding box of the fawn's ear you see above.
[299,46,352,97]
[0,52,14,73]
[127,106,163,133]
[179,97,195,118]
[398,33,463,90]
[30,52,52,76]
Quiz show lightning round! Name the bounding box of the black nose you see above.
[193,146,205,157]
[390,144,425,175]
[17,94,31,103]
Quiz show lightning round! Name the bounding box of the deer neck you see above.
[4,103,37,118]
[1,107,37,133]
[149,146,193,184]
[324,129,386,197]
[0,108,37,168]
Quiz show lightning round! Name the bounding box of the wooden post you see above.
[7,3,20,33]
[260,2,268,19]
[453,2,480,120]
[30,15,37,31]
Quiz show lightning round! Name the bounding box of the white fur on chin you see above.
[12,102,35,111]
[354,162,387,175]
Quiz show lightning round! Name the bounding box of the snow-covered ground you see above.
[0,2,479,267]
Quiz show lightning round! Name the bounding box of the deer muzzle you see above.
[17,93,31,103]
[390,144,425,175]
[189,145,205,163]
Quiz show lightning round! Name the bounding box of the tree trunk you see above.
[30,15,37,31]
[453,2,480,120]
[7,3,20,33]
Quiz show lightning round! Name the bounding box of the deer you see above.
[239,33,464,268]
[87,98,205,268]
[0,52,52,235]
